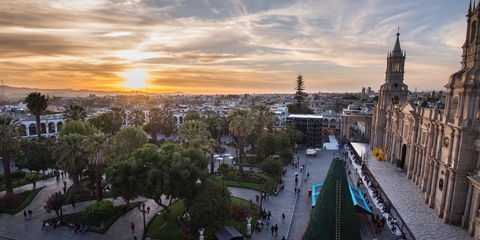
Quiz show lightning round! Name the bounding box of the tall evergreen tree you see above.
[303,157,361,240]
[288,75,312,114]
[294,75,308,108]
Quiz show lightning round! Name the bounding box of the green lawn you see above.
[46,201,142,234]
[2,186,45,214]
[0,172,45,191]
[211,174,276,194]
[64,185,112,205]
[147,197,259,239]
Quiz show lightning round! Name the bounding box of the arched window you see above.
[448,96,459,122]
[438,178,444,191]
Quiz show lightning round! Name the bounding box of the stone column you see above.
[461,180,473,230]
[443,170,456,223]
[428,161,439,207]
[424,159,435,203]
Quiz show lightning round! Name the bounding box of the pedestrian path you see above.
[351,142,473,240]
[0,175,165,240]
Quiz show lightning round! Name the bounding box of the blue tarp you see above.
[311,182,372,215]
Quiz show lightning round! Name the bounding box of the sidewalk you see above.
[351,142,473,240]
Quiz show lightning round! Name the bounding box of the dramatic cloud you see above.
[0,0,470,94]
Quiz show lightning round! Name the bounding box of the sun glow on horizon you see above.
[120,69,148,89]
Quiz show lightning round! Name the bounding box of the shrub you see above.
[83,200,114,226]
[230,203,251,223]
[44,192,66,216]
[0,193,23,208]
[11,171,26,179]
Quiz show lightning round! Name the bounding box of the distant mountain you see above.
[0,85,187,99]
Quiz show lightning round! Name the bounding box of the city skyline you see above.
[0,0,469,94]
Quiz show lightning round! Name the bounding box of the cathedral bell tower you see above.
[444,1,480,128]
[371,32,409,149]
[378,31,409,109]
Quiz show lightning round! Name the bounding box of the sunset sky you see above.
[0,0,470,94]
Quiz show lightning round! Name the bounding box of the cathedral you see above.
[370,2,480,237]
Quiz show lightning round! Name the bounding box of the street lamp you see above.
[259,183,264,215]
[139,203,149,240]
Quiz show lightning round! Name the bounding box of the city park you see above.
[0,82,357,239]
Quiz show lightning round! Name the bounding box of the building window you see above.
[448,96,459,123]
[438,179,444,191]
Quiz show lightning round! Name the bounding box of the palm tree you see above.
[110,107,126,135]
[252,105,270,133]
[148,107,162,143]
[127,109,146,126]
[178,120,211,147]
[228,109,254,172]
[24,92,48,138]
[53,133,88,193]
[63,104,87,122]
[86,132,110,201]
[0,116,22,193]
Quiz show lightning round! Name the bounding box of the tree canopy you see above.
[111,125,148,157]
[0,116,22,193]
[188,180,231,229]
[63,104,87,122]
[106,142,209,210]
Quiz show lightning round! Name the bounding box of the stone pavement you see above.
[351,142,473,240]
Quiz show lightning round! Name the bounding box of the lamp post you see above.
[139,203,149,240]
[259,183,264,215]
[153,121,158,144]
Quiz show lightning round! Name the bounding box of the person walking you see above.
[130,222,135,233]
[71,196,76,208]
[282,213,286,224]
[28,209,33,219]
[23,210,28,221]
[271,225,274,236]
[307,172,310,178]
[274,224,278,237]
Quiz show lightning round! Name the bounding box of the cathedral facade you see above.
[370,3,480,237]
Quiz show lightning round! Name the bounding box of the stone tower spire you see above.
[377,31,409,110]
[444,2,480,127]
[371,32,409,149]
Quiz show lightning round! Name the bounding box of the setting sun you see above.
[120,69,148,89]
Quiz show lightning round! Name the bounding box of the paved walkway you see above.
[351,142,473,240]
[0,175,166,240]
